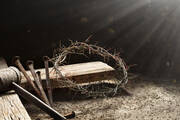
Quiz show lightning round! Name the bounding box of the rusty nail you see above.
[36,71,42,85]
[13,56,41,97]
[43,56,53,106]
[27,60,50,106]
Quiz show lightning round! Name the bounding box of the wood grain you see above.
[0,92,31,120]
[21,61,116,89]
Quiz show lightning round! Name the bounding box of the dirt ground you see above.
[24,75,180,120]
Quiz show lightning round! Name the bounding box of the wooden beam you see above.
[0,57,31,120]
[21,61,116,88]
[0,91,31,120]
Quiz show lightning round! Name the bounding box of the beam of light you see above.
[147,8,180,74]
[128,3,180,59]
[6,0,180,77]
[91,0,151,31]
[71,0,180,76]
[72,0,151,31]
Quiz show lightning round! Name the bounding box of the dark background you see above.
[1,0,180,78]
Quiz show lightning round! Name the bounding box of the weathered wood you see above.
[0,61,116,120]
[0,91,31,120]
[0,57,31,120]
[21,61,116,89]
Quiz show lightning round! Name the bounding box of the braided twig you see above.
[50,41,128,97]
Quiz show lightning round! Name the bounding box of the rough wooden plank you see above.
[0,91,31,120]
[0,57,31,120]
[21,61,116,88]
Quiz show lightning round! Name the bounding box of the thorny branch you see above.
[49,41,128,97]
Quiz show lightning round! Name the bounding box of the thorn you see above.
[85,35,93,43]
